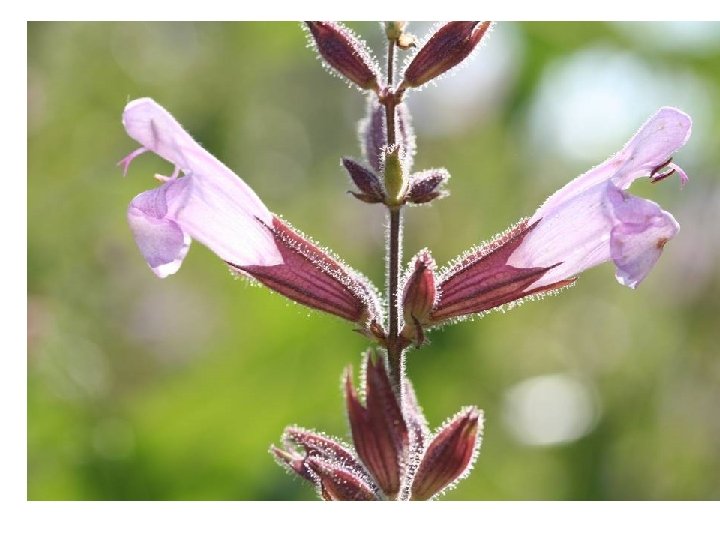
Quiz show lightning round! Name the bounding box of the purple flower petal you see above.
[127,181,191,278]
[606,185,680,289]
[507,182,613,288]
[508,181,681,290]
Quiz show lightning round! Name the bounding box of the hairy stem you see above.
[387,208,402,387]
[384,37,403,391]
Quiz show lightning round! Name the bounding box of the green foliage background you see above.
[28,22,720,500]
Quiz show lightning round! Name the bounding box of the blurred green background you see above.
[27,22,720,500]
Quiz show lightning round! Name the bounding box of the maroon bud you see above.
[305,22,380,91]
[231,216,382,328]
[305,457,378,501]
[342,157,384,204]
[410,406,483,500]
[284,427,365,475]
[273,427,377,498]
[402,21,492,89]
[359,99,416,174]
[406,168,449,204]
[345,351,409,498]
[402,251,437,346]
[430,220,575,323]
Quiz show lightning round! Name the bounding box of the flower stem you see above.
[384,37,403,392]
[387,207,402,387]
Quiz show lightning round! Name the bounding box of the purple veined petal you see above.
[534,107,692,219]
[122,98,273,225]
[507,181,615,289]
[127,181,191,278]
[605,185,680,289]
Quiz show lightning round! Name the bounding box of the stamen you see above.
[650,168,676,183]
[650,157,673,177]
[651,162,689,187]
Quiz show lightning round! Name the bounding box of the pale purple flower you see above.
[120,97,282,278]
[507,106,691,289]
[429,107,691,324]
[120,98,383,328]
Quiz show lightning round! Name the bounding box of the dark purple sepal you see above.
[402,22,492,89]
[283,427,366,476]
[342,157,384,204]
[405,168,449,204]
[305,457,379,501]
[232,216,383,329]
[410,406,483,500]
[305,22,380,92]
[431,220,574,322]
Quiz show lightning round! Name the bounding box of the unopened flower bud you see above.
[305,457,378,501]
[306,22,380,92]
[382,145,409,205]
[402,21,491,89]
[402,250,437,329]
[410,406,483,500]
[345,351,409,498]
[406,168,450,204]
[342,157,384,204]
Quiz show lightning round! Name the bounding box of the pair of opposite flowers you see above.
[120,97,691,335]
